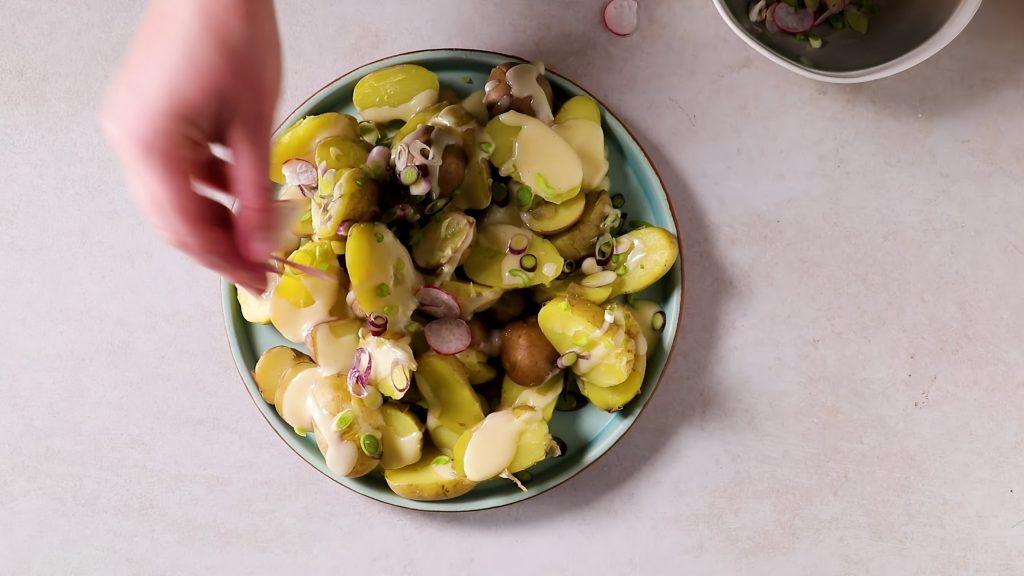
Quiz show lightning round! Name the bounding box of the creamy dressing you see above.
[505,63,554,123]
[425,126,463,197]
[278,367,318,431]
[270,279,336,344]
[553,119,609,193]
[309,320,360,375]
[360,334,417,398]
[499,112,582,202]
[512,382,563,412]
[360,89,438,123]
[304,391,359,476]
[462,409,539,481]
[461,90,489,124]
[623,236,647,276]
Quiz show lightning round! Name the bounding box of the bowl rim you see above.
[224,47,686,512]
[710,0,984,83]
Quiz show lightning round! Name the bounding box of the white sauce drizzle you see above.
[360,89,438,123]
[505,63,554,123]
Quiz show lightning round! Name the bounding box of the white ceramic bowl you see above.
[711,0,983,83]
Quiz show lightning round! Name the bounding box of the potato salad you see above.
[238,60,680,501]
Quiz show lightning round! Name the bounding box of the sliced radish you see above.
[765,3,780,33]
[773,4,814,34]
[416,285,461,319]
[424,318,472,355]
[282,159,317,187]
[603,0,638,37]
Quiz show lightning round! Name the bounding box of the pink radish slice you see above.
[416,285,461,318]
[773,4,814,34]
[603,0,638,37]
[424,318,472,355]
[282,159,317,187]
[765,4,781,32]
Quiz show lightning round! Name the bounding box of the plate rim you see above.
[223,48,686,512]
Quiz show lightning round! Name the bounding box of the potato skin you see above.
[484,63,555,119]
[500,318,559,386]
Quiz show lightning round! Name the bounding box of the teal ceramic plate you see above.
[223,49,684,511]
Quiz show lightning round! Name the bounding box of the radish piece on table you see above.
[603,0,638,37]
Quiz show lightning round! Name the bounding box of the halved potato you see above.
[253,346,311,403]
[610,226,679,296]
[384,447,476,501]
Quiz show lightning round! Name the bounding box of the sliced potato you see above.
[537,296,635,388]
[308,372,384,478]
[463,225,564,288]
[553,96,608,193]
[269,241,342,343]
[380,403,424,470]
[549,192,614,261]
[384,447,476,501]
[270,112,359,184]
[237,285,272,324]
[610,226,679,296]
[522,192,586,235]
[452,407,557,481]
[253,346,310,403]
[307,318,362,375]
[485,111,583,204]
[414,353,487,455]
[455,349,498,385]
[353,64,440,123]
[499,373,563,422]
[346,223,422,330]
[579,351,645,412]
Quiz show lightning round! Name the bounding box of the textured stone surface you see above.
[1,0,1021,574]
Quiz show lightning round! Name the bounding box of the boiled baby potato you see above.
[553,96,608,193]
[272,361,319,433]
[499,372,563,422]
[549,191,614,261]
[537,296,635,388]
[315,137,369,173]
[313,167,379,240]
[237,285,272,324]
[462,224,564,288]
[452,407,559,482]
[610,226,679,296]
[270,112,359,184]
[308,372,385,478]
[485,111,582,204]
[253,346,311,403]
[346,223,422,330]
[414,353,487,454]
[353,64,440,123]
[579,349,645,412]
[455,349,498,385]
[501,318,559,387]
[384,447,477,501]
[307,318,361,375]
[521,192,586,235]
[437,280,503,319]
[532,277,612,305]
[380,403,424,470]
[270,241,342,343]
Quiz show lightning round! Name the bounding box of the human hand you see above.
[101,0,281,293]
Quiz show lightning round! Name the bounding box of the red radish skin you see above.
[773,4,815,34]
[415,285,462,319]
[765,3,781,33]
[424,318,472,355]
[603,0,638,37]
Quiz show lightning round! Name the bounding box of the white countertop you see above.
[2,1,1022,574]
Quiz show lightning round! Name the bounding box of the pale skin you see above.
[100,0,281,293]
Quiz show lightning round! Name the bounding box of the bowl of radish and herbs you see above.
[223,50,682,511]
[712,0,983,82]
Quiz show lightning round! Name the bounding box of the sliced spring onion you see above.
[808,35,823,49]
[491,181,508,204]
[572,331,590,347]
[358,122,380,145]
[611,193,625,209]
[376,283,391,298]
[332,409,356,432]
[556,351,578,369]
[359,433,382,457]
[652,310,666,332]
[431,455,451,466]
[515,185,534,208]
[595,234,614,265]
[508,269,530,285]
[615,265,628,277]
[399,165,421,186]
[479,141,494,155]
[519,253,538,272]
